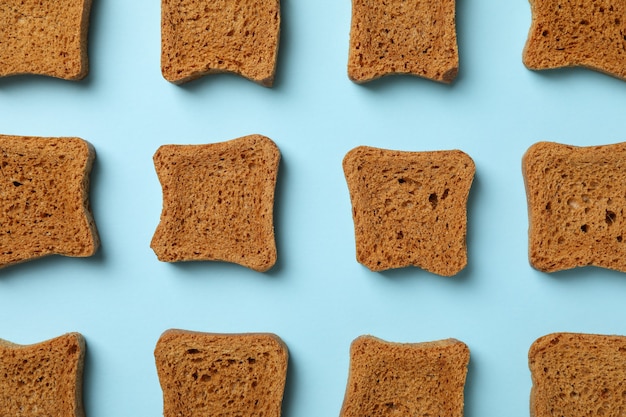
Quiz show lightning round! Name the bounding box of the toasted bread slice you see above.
[161,0,281,86]
[348,0,458,83]
[0,333,86,417]
[343,146,474,276]
[154,329,288,417]
[340,336,469,417]
[150,134,280,272]
[523,0,626,80]
[522,141,626,272]
[0,134,99,269]
[529,332,626,417]
[0,0,92,80]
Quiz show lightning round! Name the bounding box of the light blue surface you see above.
[2,1,626,416]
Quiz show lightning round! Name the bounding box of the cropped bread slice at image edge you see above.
[0,0,92,80]
[0,134,100,269]
[340,336,470,417]
[161,0,280,86]
[154,329,288,417]
[343,146,475,276]
[522,0,626,80]
[347,0,458,83]
[529,332,626,417]
[522,141,626,273]
[150,134,280,272]
[0,332,86,417]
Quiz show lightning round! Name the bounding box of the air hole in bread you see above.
[606,210,617,225]
[429,193,438,209]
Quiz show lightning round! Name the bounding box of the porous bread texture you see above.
[348,0,458,83]
[343,146,474,276]
[0,332,86,417]
[154,329,288,417]
[340,336,469,417]
[0,0,92,80]
[150,134,280,272]
[523,0,626,80]
[0,135,99,269]
[523,141,626,273]
[161,0,280,86]
[529,332,626,417]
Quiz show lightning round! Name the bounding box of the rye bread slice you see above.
[0,134,99,269]
[340,336,469,417]
[522,141,626,273]
[154,329,288,417]
[0,332,86,417]
[0,0,92,80]
[523,0,626,80]
[150,134,280,272]
[348,0,459,83]
[529,332,626,417]
[161,0,281,86]
[343,146,475,276]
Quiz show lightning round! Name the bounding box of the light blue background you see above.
[1,0,626,416]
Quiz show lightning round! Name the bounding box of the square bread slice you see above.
[343,146,475,276]
[154,329,288,417]
[348,0,459,83]
[150,134,280,272]
[0,134,100,269]
[0,0,92,80]
[523,0,626,80]
[529,332,626,417]
[340,336,470,417]
[522,141,626,273]
[161,0,281,86]
[0,332,86,417]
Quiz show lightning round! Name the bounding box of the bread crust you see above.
[523,141,626,272]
